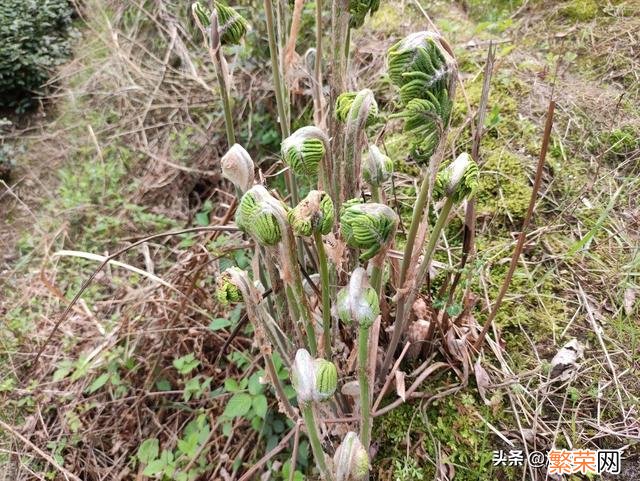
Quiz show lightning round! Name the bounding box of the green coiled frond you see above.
[215,2,248,45]
[236,187,282,246]
[340,202,399,261]
[335,91,378,125]
[281,126,328,176]
[191,1,248,45]
[363,145,393,186]
[387,32,456,164]
[434,152,479,203]
[192,2,211,31]
[392,91,452,162]
[387,31,451,89]
[288,190,335,237]
[215,271,243,305]
[292,349,338,403]
[314,359,338,400]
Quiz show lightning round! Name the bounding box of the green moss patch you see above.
[476,149,532,219]
[561,0,599,21]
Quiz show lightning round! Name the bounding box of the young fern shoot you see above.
[338,267,379,460]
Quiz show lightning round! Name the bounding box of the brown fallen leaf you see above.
[474,358,492,405]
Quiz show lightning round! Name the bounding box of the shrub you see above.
[0,0,73,111]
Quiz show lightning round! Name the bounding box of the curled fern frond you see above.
[191,1,248,45]
[288,190,335,237]
[434,152,479,203]
[291,349,338,403]
[281,127,327,176]
[335,91,378,125]
[191,1,211,31]
[215,270,243,305]
[314,359,338,400]
[340,202,398,261]
[236,186,282,246]
[387,31,452,90]
[215,2,249,45]
[392,91,452,162]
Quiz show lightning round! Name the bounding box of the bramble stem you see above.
[314,231,333,359]
[301,404,332,480]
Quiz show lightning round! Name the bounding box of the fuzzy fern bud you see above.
[191,1,248,45]
[434,152,479,203]
[221,143,254,193]
[340,202,398,261]
[291,349,338,403]
[192,1,211,30]
[236,186,282,246]
[281,126,328,176]
[362,145,393,186]
[314,358,338,400]
[288,190,334,237]
[333,431,370,481]
[335,91,378,126]
[337,267,379,329]
[215,270,243,305]
[215,2,248,45]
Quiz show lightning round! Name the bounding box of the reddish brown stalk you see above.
[473,99,555,351]
[448,42,495,300]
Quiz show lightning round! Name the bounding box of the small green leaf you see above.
[137,438,159,464]
[142,459,165,476]
[195,211,210,226]
[223,393,252,418]
[208,318,231,331]
[52,360,73,382]
[173,354,200,375]
[252,394,268,419]
[85,373,110,394]
[224,378,240,392]
[248,372,264,395]
[155,379,172,391]
[446,303,462,317]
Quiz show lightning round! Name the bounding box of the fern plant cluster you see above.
[188,1,486,479]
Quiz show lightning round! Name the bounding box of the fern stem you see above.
[301,404,332,480]
[314,231,332,359]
